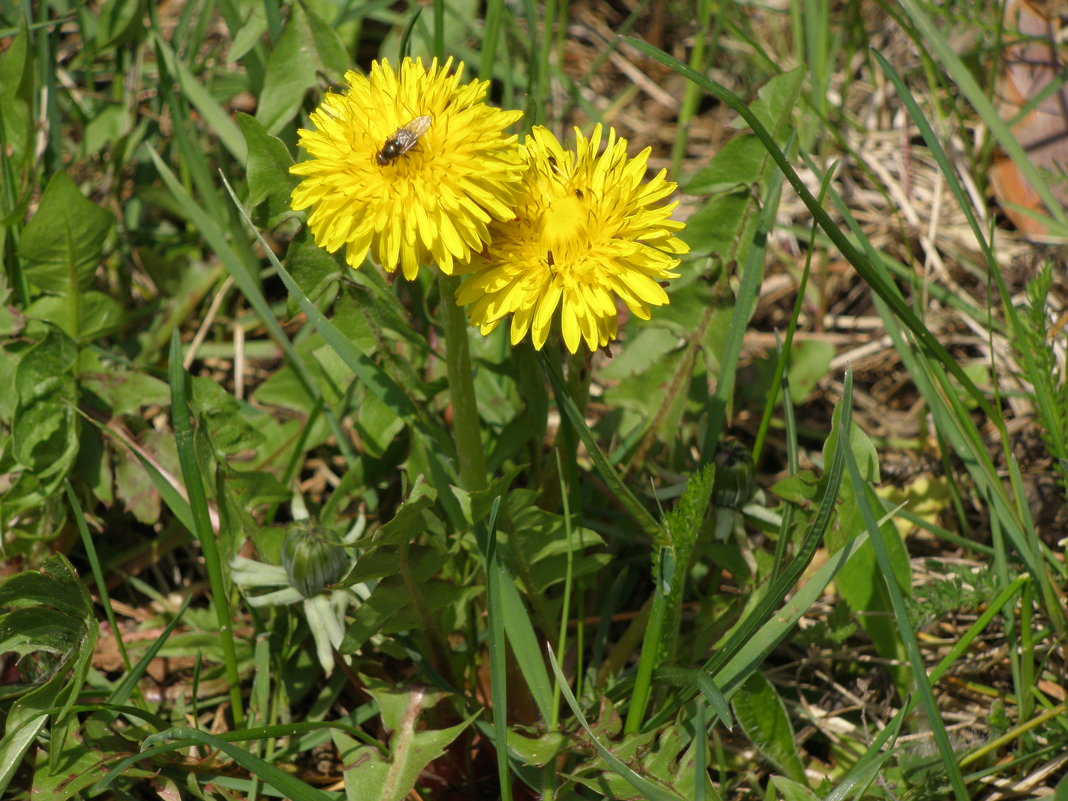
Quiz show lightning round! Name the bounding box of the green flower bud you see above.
[281,522,348,598]
[711,438,755,509]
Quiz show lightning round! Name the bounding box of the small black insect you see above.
[376,115,432,166]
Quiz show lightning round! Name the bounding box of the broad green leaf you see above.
[678,189,751,257]
[80,103,126,157]
[356,388,405,459]
[98,424,193,533]
[600,326,680,380]
[302,1,349,78]
[683,135,767,194]
[339,544,445,587]
[822,399,880,487]
[602,347,686,418]
[835,482,912,694]
[771,777,821,801]
[113,441,161,524]
[11,327,78,475]
[19,172,114,296]
[332,681,475,801]
[237,112,299,226]
[257,3,345,134]
[31,728,109,801]
[787,340,835,404]
[23,291,122,340]
[503,729,568,766]
[282,231,343,316]
[682,69,802,260]
[340,577,475,653]
[95,0,145,51]
[252,361,317,414]
[823,398,880,549]
[190,377,265,456]
[732,672,807,783]
[569,725,698,800]
[746,68,804,136]
[228,3,268,62]
[78,355,169,416]
[75,426,113,506]
[769,469,820,506]
[0,556,97,798]
[503,491,608,594]
[362,475,437,547]
[655,271,720,334]
[0,28,33,164]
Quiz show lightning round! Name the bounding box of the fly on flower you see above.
[290,57,524,279]
[376,114,432,165]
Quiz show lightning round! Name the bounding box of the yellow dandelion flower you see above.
[455,124,689,353]
[290,57,524,280]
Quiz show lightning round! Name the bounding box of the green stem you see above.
[437,273,486,491]
[168,331,244,726]
[624,546,674,734]
[564,350,591,416]
[669,0,715,179]
[432,0,444,61]
[479,0,504,82]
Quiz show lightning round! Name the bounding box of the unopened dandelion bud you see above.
[711,439,755,510]
[281,522,348,598]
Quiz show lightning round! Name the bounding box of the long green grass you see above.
[0,1,1065,800]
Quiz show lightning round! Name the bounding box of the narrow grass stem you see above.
[432,0,444,61]
[669,0,714,178]
[564,350,592,416]
[537,0,554,125]
[753,164,832,464]
[624,546,673,734]
[168,330,244,726]
[959,703,1067,769]
[631,38,998,424]
[842,394,969,801]
[479,0,504,83]
[437,272,486,491]
[65,481,133,676]
[551,449,578,730]
[476,500,513,801]
[624,463,713,735]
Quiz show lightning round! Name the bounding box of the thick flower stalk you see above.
[290,57,524,279]
[456,124,689,353]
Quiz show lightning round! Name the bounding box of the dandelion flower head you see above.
[290,57,524,280]
[456,125,688,353]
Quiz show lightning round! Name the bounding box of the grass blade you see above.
[841,395,969,801]
[547,648,689,801]
[168,330,244,726]
[624,35,997,421]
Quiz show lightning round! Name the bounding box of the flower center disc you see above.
[539,191,587,263]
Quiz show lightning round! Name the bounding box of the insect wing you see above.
[395,115,432,153]
[377,115,433,165]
